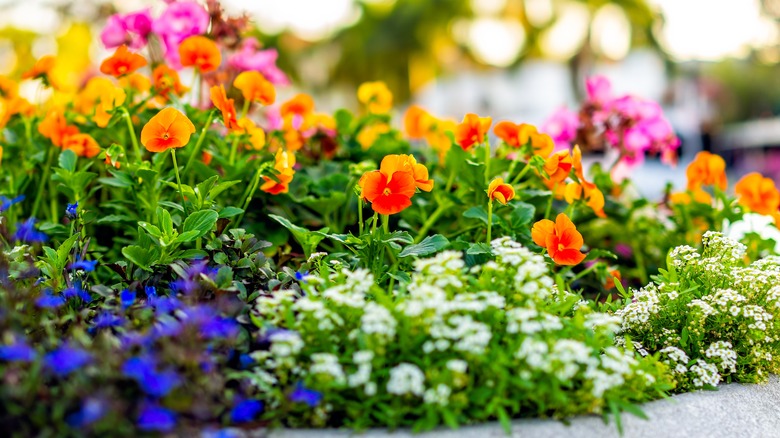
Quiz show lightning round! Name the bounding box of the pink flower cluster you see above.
[98,1,288,85]
[543,76,680,179]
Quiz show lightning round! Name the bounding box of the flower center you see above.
[163,133,169,140]
[118,65,127,74]
[558,243,565,251]
[383,188,392,196]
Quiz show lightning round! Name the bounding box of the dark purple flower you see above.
[137,402,177,432]
[614,243,633,258]
[289,382,322,407]
[0,338,36,362]
[67,397,106,427]
[13,218,48,243]
[230,399,263,424]
[44,345,92,377]
[120,289,136,310]
[65,202,78,219]
[0,195,25,213]
[36,290,65,308]
[91,312,124,331]
[70,258,97,272]
[123,356,181,398]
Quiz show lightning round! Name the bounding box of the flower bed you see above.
[1,1,780,436]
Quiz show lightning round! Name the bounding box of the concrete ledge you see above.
[265,375,780,438]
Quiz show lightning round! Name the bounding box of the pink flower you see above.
[152,1,210,67]
[100,9,153,50]
[585,75,612,105]
[228,39,290,86]
[542,106,578,151]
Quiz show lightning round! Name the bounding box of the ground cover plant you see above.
[1,1,780,436]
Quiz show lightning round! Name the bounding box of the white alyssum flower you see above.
[446,359,468,374]
[690,359,721,387]
[268,331,304,357]
[387,363,426,396]
[423,383,452,406]
[361,302,397,340]
[310,353,346,385]
[704,341,737,373]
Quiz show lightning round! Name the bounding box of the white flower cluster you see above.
[269,330,304,358]
[701,231,747,266]
[310,353,346,385]
[387,363,426,397]
[490,237,555,300]
[348,351,376,395]
[689,359,721,387]
[659,346,690,374]
[322,268,374,308]
[614,285,660,330]
[361,302,397,341]
[704,341,737,373]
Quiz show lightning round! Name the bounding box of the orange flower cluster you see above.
[152,65,188,100]
[210,85,240,131]
[403,105,455,161]
[359,154,433,215]
[686,151,727,191]
[532,213,587,265]
[74,77,126,127]
[261,149,296,195]
[38,108,101,158]
[21,55,59,89]
[234,71,276,106]
[455,113,492,151]
[0,76,34,130]
[564,146,606,218]
[494,121,554,158]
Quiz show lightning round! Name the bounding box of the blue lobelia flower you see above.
[63,283,92,305]
[230,399,263,424]
[44,344,92,377]
[36,289,66,309]
[239,354,254,370]
[294,270,310,282]
[90,312,124,332]
[70,257,97,272]
[0,338,36,362]
[65,202,78,219]
[0,195,25,213]
[289,382,323,407]
[66,397,106,427]
[120,289,136,310]
[13,218,48,243]
[123,355,182,398]
[137,403,177,432]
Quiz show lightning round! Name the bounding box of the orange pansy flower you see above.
[152,65,187,98]
[236,117,266,150]
[455,113,492,151]
[669,188,712,205]
[0,75,19,99]
[210,85,240,131]
[234,71,275,105]
[75,77,127,128]
[564,182,606,218]
[543,150,573,183]
[487,178,515,205]
[357,123,390,150]
[378,154,434,192]
[21,55,58,88]
[427,119,456,161]
[38,109,79,147]
[140,107,196,152]
[493,121,537,149]
[63,133,100,158]
[179,36,222,73]
[359,170,417,215]
[734,172,780,215]
[531,213,587,265]
[530,132,555,158]
[605,269,621,290]
[357,81,393,114]
[404,105,434,139]
[100,45,147,77]
[686,151,727,191]
[261,149,296,195]
[281,93,315,118]
[119,72,151,93]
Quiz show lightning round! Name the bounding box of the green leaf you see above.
[218,206,244,218]
[399,234,449,258]
[136,168,158,182]
[174,230,202,243]
[509,201,535,228]
[122,245,155,271]
[463,206,489,225]
[182,210,219,239]
[58,149,77,172]
[157,207,174,237]
[96,214,132,224]
[56,234,80,269]
[269,214,327,258]
[466,242,492,255]
[138,221,162,239]
[208,180,241,200]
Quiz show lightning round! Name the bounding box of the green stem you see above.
[31,147,55,218]
[382,214,390,235]
[170,149,186,211]
[371,211,378,236]
[545,182,557,220]
[510,161,532,185]
[487,200,493,245]
[122,108,143,164]
[358,197,364,236]
[236,168,263,226]
[571,261,600,282]
[414,201,451,243]
[228,135,240,166]
[183,111,215,174]
[445,166,456,192]
[240,99,251,119]
[483,142,491,182]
